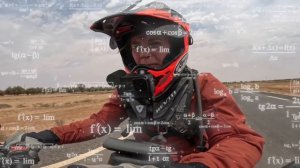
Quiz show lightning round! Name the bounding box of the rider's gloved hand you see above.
[161,162,208,168]
[3,130,59,149]
[23,130,60,145]
[1,130,60,168]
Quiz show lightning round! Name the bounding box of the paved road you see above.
[35,91,300,168]
[233,91,300,168]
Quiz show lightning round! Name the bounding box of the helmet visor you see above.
[116,17,187,70]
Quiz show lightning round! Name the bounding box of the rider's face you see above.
[130,35,170,69]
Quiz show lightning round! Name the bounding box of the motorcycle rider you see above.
[2,2,265,168]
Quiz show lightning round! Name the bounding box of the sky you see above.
[0,0,299,89]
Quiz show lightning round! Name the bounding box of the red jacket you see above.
[51,73,265,168]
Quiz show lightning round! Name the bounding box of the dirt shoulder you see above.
[0,92,112,141]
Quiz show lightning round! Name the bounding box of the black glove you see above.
[23,130,60,145]
[0,131,58,168]
[0,131,43,168]
[160,162,209,168]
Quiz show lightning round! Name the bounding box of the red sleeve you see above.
[51,90,127,144]
[180,73,265,168]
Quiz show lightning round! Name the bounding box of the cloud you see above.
[105,0,123,9]
[0,0,299,89]
[23,10,49,25]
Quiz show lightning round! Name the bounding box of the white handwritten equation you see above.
[267,156,300,166]
[66,152,103,163]
[11,51,39,61]
[256,100,300,129]
[17,113,55,122]
[148,145,176,162]
[90,123,143,136]
[0,69,37,79]
[284,140,300,151]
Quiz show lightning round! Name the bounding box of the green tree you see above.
[77,84,85,92]
[0,90,4,96]
[11,86,25,95]
[26,88,41,95]
[5,87,13,95]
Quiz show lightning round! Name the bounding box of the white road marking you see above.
[41,133,133,168]
[266,95,289,101]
